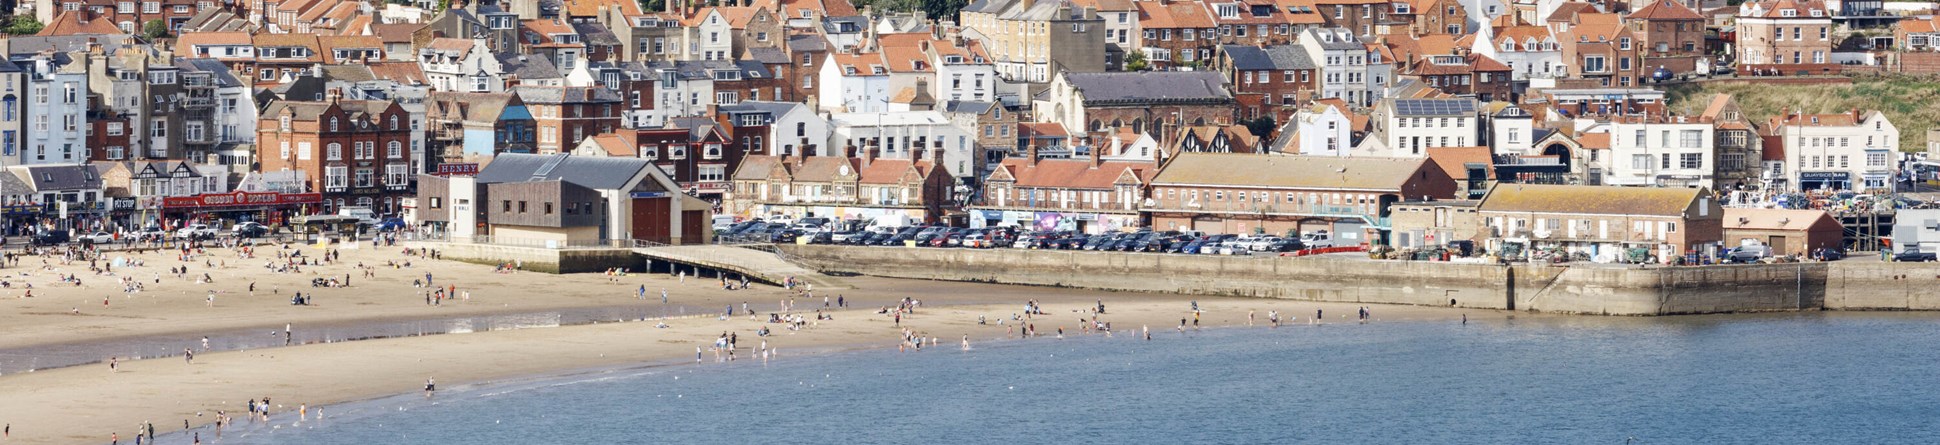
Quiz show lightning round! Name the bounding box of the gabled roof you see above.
[367,62,429,85]
[1222,44,1317,70]
[500,53,564,80]
[992,157,1156,189]
[1137,0,1216,29]
[1152,153,1438,192]
[1545,2,1595,23]
[38,10,123,36]
[1425,146,1496,180]
[1478,183,1706,217]
[1630,0,1704,20]
[514,85,623,104]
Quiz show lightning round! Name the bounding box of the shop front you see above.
[162,191,324,229]
[969,209,1139,234]
[1798,171,1851,191]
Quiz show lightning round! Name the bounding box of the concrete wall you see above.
[405,241,640,274]
[1824,262,1940,310]
[777,245,1862,315]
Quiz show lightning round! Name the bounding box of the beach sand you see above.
[0,241,1490,443]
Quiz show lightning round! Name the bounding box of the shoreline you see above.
[0,294,1481,444]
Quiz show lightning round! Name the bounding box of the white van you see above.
[338,206,379,225]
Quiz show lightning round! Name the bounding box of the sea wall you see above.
[1823,262,1940,310]
[776,245,1859,316]
[405,242,640,274]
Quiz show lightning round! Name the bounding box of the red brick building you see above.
[257,100,416,214]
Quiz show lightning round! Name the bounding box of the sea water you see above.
[208,313,1940,443]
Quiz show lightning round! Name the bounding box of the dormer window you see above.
[871,66,886,75]
[845,67,857,75]
[1779,8,1796,17]
[1502,41,1514,51]
[1393,3,1409,13]
[1217,4,1239,18]
[1809,9,1822,17]
[945,55,963,63]
[713,70,742,81]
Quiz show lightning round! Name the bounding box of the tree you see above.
[2,16,42,35]
[1240,116,1276,140]
[637,0,665,12]
[141,19,169,40]
[1123,51,1148,72]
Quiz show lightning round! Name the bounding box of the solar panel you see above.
[1395,99,1475,116]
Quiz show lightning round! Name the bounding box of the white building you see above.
[1367,98,1479,157]
[828,110,978,181]
[1474,25,1564,82]
[719,101,832,157]
[819,51,891,113]
[20,57,86,165]
[1297,28,1392,107]
[418,38,503,93]
[931,44,997,103]
[1600,117,1716,188]
[1770,110,1898,191]
[1281,102,1354,156]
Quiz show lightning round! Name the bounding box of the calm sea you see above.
[203,313,1940,444]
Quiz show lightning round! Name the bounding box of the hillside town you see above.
[0,0,1936,264]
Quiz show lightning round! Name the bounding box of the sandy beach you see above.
[0,241,1488,444]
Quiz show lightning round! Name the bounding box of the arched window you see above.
[326,143,342,160]
[390,115,399,130]
[387,141,402,158]
[1131,118,1144,134]
[328,117,339,132]
[1089,120,1102,132]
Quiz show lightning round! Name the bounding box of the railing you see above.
[439,235,635,249]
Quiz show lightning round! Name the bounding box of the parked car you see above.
[76,231,115,244]
[32,230,69,245]
[829,230,864,244]
[1264,238,1306,252]
[233,222,271,238]
[1726,245,1770,263]
[1300,231,1334,249]
[1894,250,1937,262]
[175,224,217,240]
[1812,248,1845,261]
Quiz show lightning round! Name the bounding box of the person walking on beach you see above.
[424,378,436,398]
[110,357,118,372]
[183,348,193,364]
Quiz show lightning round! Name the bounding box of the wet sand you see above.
[0,242,1487,444]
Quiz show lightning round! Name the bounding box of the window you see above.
[1680,130,1702,148]
[386,164,409,186]
[325,166,347,189]
[699,165,725,181]
[669,144,687,159]
[327,142,343,160]
[1632,154,1650,170]
[297,142,312,160]
[388,141,402,158]
[1680,153,1701,169]
[355,168,373,187]
[107,122,123,136]
[642,144,659,160]
[703,143,722,159]
[1869,152,1889,166]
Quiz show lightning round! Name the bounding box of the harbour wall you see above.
[776,245,1921,315]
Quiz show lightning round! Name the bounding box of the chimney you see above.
[864,142,879,167]
[1088,140,1102,168]
[1026,138,1039,167]
[929,147,944,167]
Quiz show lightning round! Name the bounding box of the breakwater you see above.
[777,245,1937,315]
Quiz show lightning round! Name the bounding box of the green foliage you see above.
[1240,116,1276,139]
[2,16,42,35]
[141,19,169,39]
[1124,51,1148,72]
[1666,76,1940,151]
[638,0,665,12]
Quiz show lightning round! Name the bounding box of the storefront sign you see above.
[163,191,322,209]
[1799,171,1849,181]
[630,191,670,199]
[435,163,480,176]
[112,197,136,210]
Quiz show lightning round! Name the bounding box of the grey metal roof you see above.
[1391,98,1477,116]
[476,153,647,190]
[668,116,721,140]
[1066,71,1233,105]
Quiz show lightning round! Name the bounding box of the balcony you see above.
[182,96,214,109]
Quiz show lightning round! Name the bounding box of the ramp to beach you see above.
[633,244,848,289]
